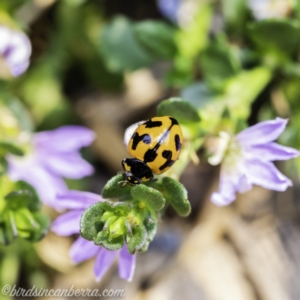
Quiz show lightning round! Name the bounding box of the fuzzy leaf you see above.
[130,184,165,211]
[140,218,157,252]
[162,177,191,216]
[94,231,124,251]
[80,202,105,241]
[101,201,132,213]
[101,174,132,199]
[127,223,148,254]
[157,98,200,124]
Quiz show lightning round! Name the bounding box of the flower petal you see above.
[236,174,253,194]
[247,142,300,161]
[157,0,180,23]
[236,117,288,146]
[0,26,11,53]
[34,126,95,153]
[52,210,83,236]
[7,155,67,207]
[56,190,102,210]
[118,246,136,282]
[211,172,239,206]
[9,61,30,77]
[69,237,100,264]
[94,248,117,282]
[245,159,292,191]
[5,31,31,71]
[41,152,94,179]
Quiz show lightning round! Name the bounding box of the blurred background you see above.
[1,0,300,299]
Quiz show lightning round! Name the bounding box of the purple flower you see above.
[0,25,31,77]
[7,126,95,207]
[52,190,136,282]
[210,118,300,206]
[157,0,181,23]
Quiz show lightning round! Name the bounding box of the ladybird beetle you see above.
[121,116,183,186]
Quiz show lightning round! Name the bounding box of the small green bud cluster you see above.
[80,174,191,254]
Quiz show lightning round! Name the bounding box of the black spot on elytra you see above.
[132,133,151,150]
[175,134,182,151]
[159,150,175,171]
[143,148,157,163]
[169,117,178,126]
[144,119,162,128]
[143,129,170,163]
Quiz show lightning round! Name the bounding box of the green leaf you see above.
[5,181,41,211]
[162,177,191,216]
[3,96,34,133]
[18,63,66,125]
[13,208,38,231]
[167,4,212,87]
[180,81,214,110]
[140,218,157,252]
[101,201,132,213]
[100,16,153,72]
[27,212,50,242]
[248,19,300,58]
[80,202,105,241]
[0,227,6,246]
[2,211,17,245]
[101,174,132,200]
[94,231,124,251]
[224,67,272,118]
[133,21,177,58]
[0,141,24,156]
[130,184,165,211]
[175,3,212,58]
[222,0,247,35]
[0,157,8,176]
[199,35,241,90]
[157,98,201,124]
[127,223,148,254]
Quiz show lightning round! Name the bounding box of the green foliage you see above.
[180,82,214,110]
[100,16,154,72]
[222,0,248,35]
[0,141,24,156]
[80,199,153,254]
[248,19,300,64]
[102,174,132,200]
[162,177,191,217]
[199,35,241,91]
[82,169,192,252]
[133,21,177,59]
[0,181,49,245]
[1,0,300,261]
[167,3,212,87]
[2,95,33,133]
[130,185,165,211]
[157,98,201,124]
